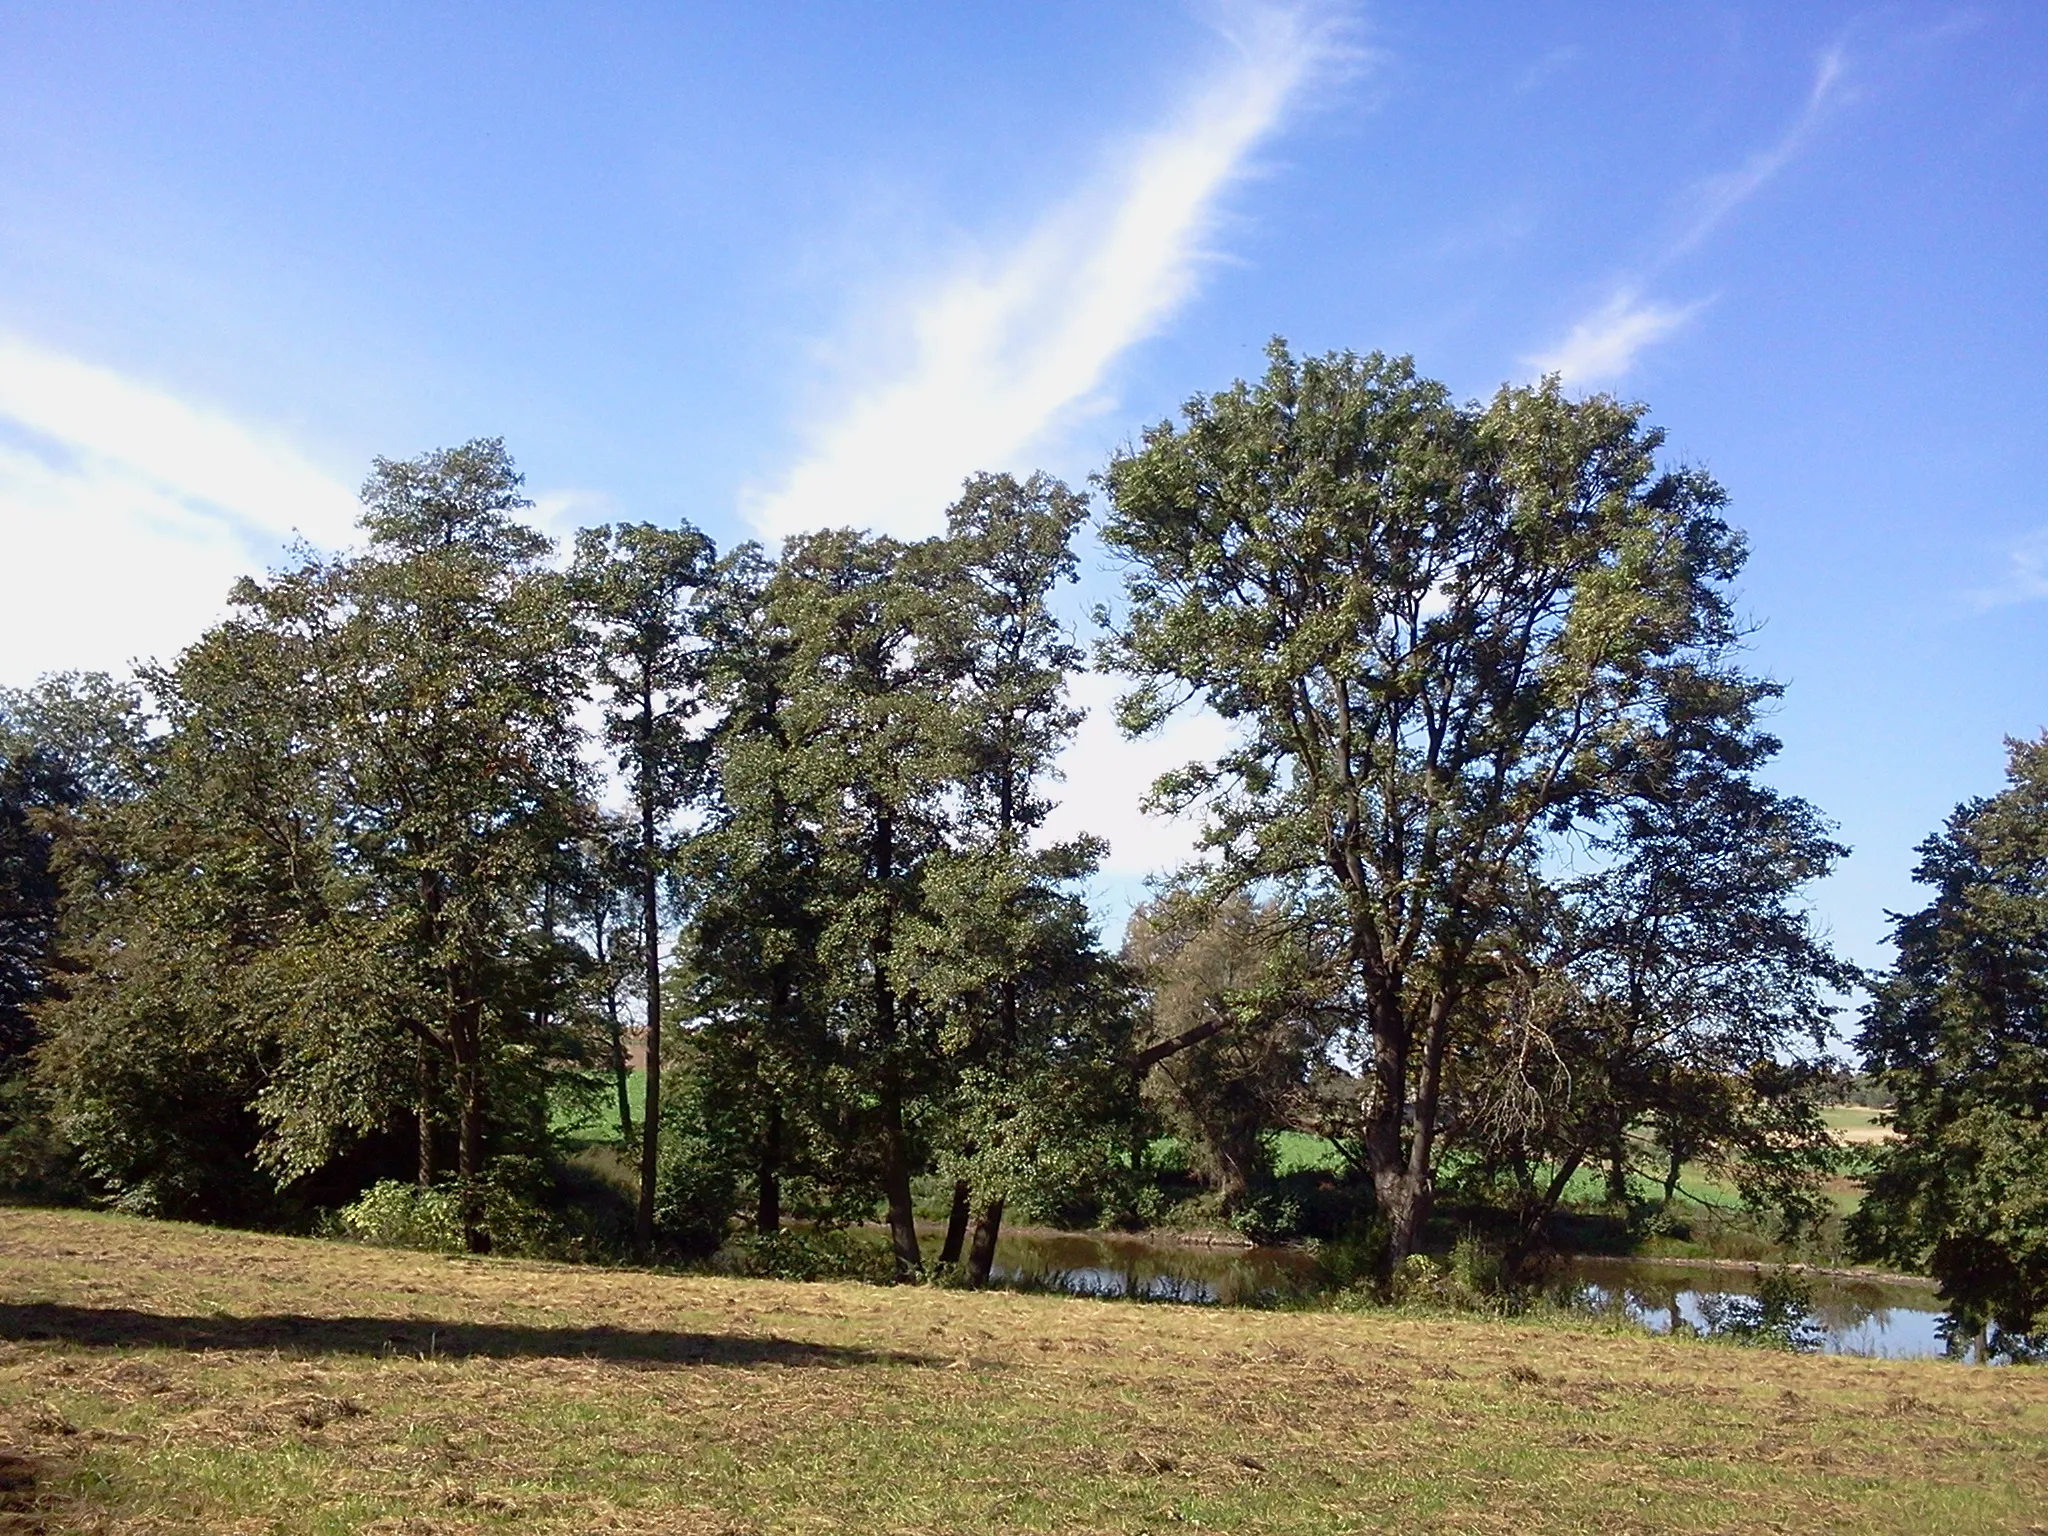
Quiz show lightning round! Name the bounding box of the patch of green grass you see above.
[2,1207,2043,1533]
[1266,1130,1346,1177]
[550,1068,645,1146]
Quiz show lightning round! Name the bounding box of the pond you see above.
[976,1227,1953,1359]
[1565,1256,1948,1359]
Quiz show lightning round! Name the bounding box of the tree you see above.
[0,673,150,1198]
[755,527,971,1274]
[687,544,847,1238]
[1853,734,2048,1343]
[39,441,591,1247]
[1101,341,1787,1263]
[1122,893,1334,1213]
[1455,743,1851,1266]
[571,520,717,1250]
[930,472,1096,1277]
[0,674,146,1075]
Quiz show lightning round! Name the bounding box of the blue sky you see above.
[0,2,2042,970]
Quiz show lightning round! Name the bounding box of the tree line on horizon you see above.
[1,342,2041,1341]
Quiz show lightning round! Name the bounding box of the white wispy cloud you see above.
[1527,44,1851,388]
[1523,288,1710,386]
[744,3,1342,542]
[1670,44,1849,259]
[1969,528,2048,610]
[0,335,360,685]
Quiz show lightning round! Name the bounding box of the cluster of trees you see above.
[0,342,2038,1335]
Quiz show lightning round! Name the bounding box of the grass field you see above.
[3,1208,2045,1533]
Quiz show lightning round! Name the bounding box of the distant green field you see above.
[551,1068,645,1145]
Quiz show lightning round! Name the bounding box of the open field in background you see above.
[1819,1105,1896,1144]
[551,1069,647,1146]
[1266,1130,1873,1223]
[3,1208,2044,1534]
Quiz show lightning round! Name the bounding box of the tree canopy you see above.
[1854,733,2048,1343]
[1099,341,1847,1261]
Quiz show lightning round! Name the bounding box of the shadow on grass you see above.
[0,1302,936,1370]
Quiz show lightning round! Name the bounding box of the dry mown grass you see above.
[1,1207,2044,1534]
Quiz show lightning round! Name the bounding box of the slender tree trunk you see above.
[1661,1147,1682,1209]
[415,1043,434,1187]
[871,804,920,1275]
[454,994,489,1254]
[1605,1133,1631,1207]
[939,1181,972,1266]
[635,683,663,1253]
[608,1000,635,1148]
[594,906,635,1146]
[967,1197,1004,1286]
[756,1100,782,1234]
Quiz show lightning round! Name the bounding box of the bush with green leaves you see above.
[338,1157,576,1257]
[652,1075,745,1258]
[712,1227,895,1284]
[339,1179,463,1252]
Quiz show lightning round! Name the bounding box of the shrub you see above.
[1228,1188,1303,1245]
[712,1227,894,1284]
[339,1179,462,1252]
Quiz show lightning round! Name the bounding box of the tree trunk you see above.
[1605,1132,1631,1207]
[597,905,635,1147]
[1364,986,1452,1268]
[939,1180,972,1265]
[967,1197,1004,1286]
[635,688,662,1253]
[879,1074,921,1275]
[415,1044,434,1187]
[871,804,921,1276]
[455,1032,489,1254]
[1661,1147,1682,1209]
[609,1009,635,1149]
[756,1100,782,1235]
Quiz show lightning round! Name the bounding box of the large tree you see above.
[1101,341,1800,1262]
[755,527,970,1274]
[928,473,1098,1277]
[40,441,590,1246]
[1853,734,2048,1343]
[571,520,717,1250]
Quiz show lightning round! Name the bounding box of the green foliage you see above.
[339,1155,619,1259]
[339,1179,464,1252]
[1227,1188,1303,1245]
[712,1226,896,1284]
[1376,1234,1512,1312]
[0,672,149,1196]
[1855,736,2048,1336]
[652,1068,746,1258]
[1100,340,1842,1264]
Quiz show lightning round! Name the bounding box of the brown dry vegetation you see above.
[1,1207,2044,1534]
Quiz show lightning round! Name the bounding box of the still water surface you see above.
[978,1228,1949,1359]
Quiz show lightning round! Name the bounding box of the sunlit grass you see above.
[2,1207,2042,1533]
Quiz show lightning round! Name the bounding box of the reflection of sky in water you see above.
[985,1232,1956,1359]
[1584,1282,1949,1359]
